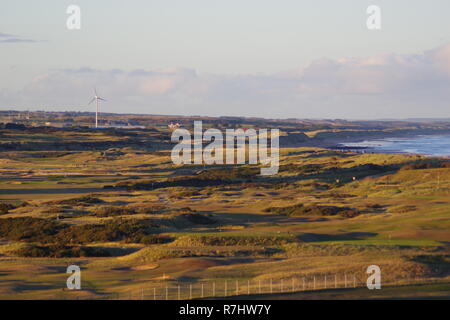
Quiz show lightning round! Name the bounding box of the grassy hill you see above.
[0,118,449,299]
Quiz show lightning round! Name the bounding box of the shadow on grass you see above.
[297,232,378,242]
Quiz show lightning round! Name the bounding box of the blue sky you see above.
[1,0,450,119]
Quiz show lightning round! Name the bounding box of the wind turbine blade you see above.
[88,97,96,105]
[98,97,107,101]
[94,87,98,96]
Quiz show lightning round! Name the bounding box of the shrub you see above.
[0,217,63,241]
[139,235,174,245]
[410,255,450,275]
[93,206,136,217]
[0,217,160,244]
[0,203,15,214]
[117,167,260,191]
[15,244,112,258]
[172,235,295,247]
[194,167,259,180]
[401,160,450,170]
[264,203,360,218]
[181,213,216,225]
[5,123,26,130]
[135,205,166,214]
[47,195,104,206]
[171,189,201,199]
[53,219,160,244]
[0,201,29,214]
[43,207,65,214]
[15,245,49,257]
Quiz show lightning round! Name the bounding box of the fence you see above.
[113,274,448,300]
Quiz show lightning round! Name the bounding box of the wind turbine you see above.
[88,88,106,128]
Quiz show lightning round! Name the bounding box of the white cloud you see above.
[3,43,450,119]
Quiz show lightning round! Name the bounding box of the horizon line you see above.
[1,108,450,123]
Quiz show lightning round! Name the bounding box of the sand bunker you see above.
[130,263,159,271]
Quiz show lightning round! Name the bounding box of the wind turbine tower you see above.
[88,88,106,128]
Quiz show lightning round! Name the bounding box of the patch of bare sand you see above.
[130,263,159,271]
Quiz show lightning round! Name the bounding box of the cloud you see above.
[0,38,37,43]
[3,43,450,119]
[0,32,38,43]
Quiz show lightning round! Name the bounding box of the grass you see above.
[225,282,450,300]
[1,124,450,299]
[313,239,443,246]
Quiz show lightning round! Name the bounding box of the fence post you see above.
[324,275,327,289]
[235,280,239,296]
[353,275,356,288]
[153,288,156,300]
[178,285,180,300]
[213,282,216,297]
[345,274,347,288]
[303,278,305,291]
[270,278,273,294]
[259,280,261,294]
[335,274,337,288]
[292,278,295,292]
[201,283,204,298]
[313,276,316,290]
[165,286,168,300]
[247,280,250,295]
[141,288,144,300]
[225,281,227,297]
[281,279,283,293]
[189,284,192,300]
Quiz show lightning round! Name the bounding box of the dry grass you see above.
[1,127,449,299]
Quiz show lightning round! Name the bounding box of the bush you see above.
[194,167,259,180]
[53,219,160,244]
[0,203,15,214]
[139,235,174,245]
[117,167,260,191]
[15,244,112,258]
[43,207,65,214]
[0,217,160,244]
[47,195,104,206]
[15,245,49,257]
[5,123,26,130]
[441,162,450,168]
[401,160,450,170]
[172,234,295,247]
[264,203,360,218]
[135,205,166,214]
[171,190,201,199]
[181,213,216,225]
[0,201,29,214]
[93,206,136,217]
[0,217,63,241]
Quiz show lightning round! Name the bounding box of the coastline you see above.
[333,134,450,157]
[282,128,450,158]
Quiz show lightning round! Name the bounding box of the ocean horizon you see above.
[340,134,450,157]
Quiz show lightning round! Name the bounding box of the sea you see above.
[339,135,450,157]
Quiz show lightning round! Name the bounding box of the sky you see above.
[1,0,450,119]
